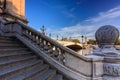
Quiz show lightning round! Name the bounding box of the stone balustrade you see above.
[0,18,120,80]
[0,20,97,79]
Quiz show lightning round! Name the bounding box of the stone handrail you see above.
[7,20,93,61]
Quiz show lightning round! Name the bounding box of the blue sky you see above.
[25,0,120,40]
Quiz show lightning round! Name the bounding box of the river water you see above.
[72,45,96,55]
[76,45,120,55]
[77,48,93,55]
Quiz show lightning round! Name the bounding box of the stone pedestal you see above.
[93,25,120,80]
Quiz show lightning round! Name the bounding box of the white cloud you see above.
[61,11,75,18]
[46,23,97,40]
[60,6,120,38]
[86,6,120,23]
[46,6,120,40]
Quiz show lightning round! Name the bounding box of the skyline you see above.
[25,0,120,40]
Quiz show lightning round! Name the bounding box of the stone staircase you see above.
[0,36,66,80]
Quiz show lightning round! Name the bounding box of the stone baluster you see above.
[37,36,40,45]
[48,44,54,56]
[20,24,66,65]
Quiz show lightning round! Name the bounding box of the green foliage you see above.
[71,39,80,44]
[62,37,80,44]
[87,39,97,44]
[87,39,120,45]
[62,37,68,41]
[115,39,120,45]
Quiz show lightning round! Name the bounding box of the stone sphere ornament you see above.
[93,25,120,57]
[95,25,119,48]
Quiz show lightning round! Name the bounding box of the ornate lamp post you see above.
[81,35,84,55]
[40,25,45,35]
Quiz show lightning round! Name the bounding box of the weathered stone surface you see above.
[95,25,119,48]
[7,0,25,16]
[65,53,92,76]
[0,0,25,16]
[103,63,120,76]
[93,25,120,57]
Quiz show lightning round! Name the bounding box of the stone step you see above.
[52,74,63,80]
[0,38,16,42]
[0,36,67,80]
[0,48,29,53]
[0,40,20,44]
[0,43,24,46]
[0,50,31,55]
[34,69,56,80]
[0,36,15,40]
[0,60,43,79]
[0,44,26,48]
[0,56,37,70]
[9,64,49,80]
[0,53,34,62]
[0,51,32,57]
[0,55,36,65]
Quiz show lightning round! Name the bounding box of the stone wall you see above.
[0,0,25,16]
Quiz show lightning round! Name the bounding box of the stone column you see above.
[93,25,120,80]
[0,0,25,16]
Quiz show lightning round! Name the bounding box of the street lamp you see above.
[40,25,45,35]
[81,35,84,55]
[49,33,51,38]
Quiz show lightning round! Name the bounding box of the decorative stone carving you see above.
[95,25,119,48]
[93,25,120,56]
[103,63,120,76]
[103,63,120,80]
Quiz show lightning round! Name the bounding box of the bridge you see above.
[57,40,83,50]
[0,0,119,80]
[57,40,89,50]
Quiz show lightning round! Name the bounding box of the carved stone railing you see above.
[2,18,120,80]
[7,20,91,64]
[1,20,101,79]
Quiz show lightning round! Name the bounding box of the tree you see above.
[115,39,120,45]
[62,37,69,41]
[71,39,80,44]
[61,37,80,44]
[87,39,97,44]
